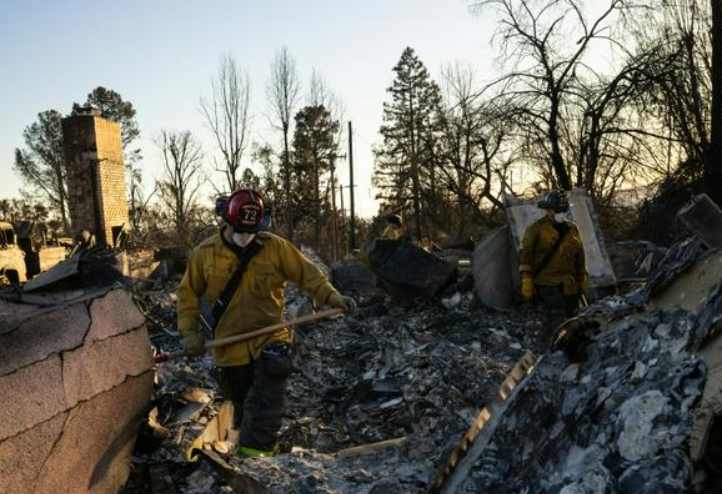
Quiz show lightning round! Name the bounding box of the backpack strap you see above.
[533,223,571,279]
[210,240,263,332]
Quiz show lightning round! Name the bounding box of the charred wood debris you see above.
[111,221,722,494]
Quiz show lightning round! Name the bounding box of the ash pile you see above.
[124,195,722,494]
[123,244,544,494]
[434,236,722,494]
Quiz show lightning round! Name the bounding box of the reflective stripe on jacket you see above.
[177,231,339,366]
[518,216,589,295]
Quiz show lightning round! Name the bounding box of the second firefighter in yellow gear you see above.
[518,190,589,341]
[518,217,589,295]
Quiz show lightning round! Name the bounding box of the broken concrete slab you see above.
[677,193,722,249]
[0,302,90,376]
[471,226,514,310]
[32,373,154,494]
[0,288,154,493]
[505,187,617,291]
[87,288,147,342]
[0,412,69,494]
[367,239,457,300]
[62,328,154,404]
[0,355,68,442]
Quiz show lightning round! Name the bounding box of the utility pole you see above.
[329,157,339,261]
[348,121,356,251]
[339,185,347,256]
[329,153,346,262]
[709,0,722,205]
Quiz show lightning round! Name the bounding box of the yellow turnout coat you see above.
[518,216,589,295]
[177,231,339,366]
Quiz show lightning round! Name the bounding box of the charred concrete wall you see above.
[0,289,154,494]
[62,113,129,247]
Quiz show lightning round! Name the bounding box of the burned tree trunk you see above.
[708,0,722,205]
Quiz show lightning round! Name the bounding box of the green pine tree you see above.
[373,47,443,240]
[291,104,340,248]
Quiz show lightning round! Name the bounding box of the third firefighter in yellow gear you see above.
[518,216,589,294]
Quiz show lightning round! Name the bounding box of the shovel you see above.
[154,308,344,364]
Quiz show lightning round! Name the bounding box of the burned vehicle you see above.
[0,221,27,284]
[13,220,66,278]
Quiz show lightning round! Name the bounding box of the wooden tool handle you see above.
[154,308,344,364]
[204,308,343,349]
[154,350,187,364]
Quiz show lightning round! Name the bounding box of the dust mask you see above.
[232,232,256,248]
[554,212,567,223]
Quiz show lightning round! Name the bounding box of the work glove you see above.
[328,292,357,314]
[181,332,206,357]
[521,277,535,302]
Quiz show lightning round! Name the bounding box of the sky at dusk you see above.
[0,0,497,217]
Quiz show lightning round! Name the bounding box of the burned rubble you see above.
[123,272,543,494]
[449,299,704,494]
[122,217,722,494]
[3,194,720,493]
[433,235,722,494]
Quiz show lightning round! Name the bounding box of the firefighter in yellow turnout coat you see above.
[381,214,405,240]
[178,189,356,457]
[519,191,589,341]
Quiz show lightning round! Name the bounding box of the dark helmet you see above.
[218,188,272,233]
[386,214,403,226]
[537,190,569,213]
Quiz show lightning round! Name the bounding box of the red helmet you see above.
[224,188,271,233]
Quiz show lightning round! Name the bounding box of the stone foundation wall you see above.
[0,289,154,494]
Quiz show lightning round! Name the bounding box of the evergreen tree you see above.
[72,87,140,152]
[373,47,443,240]
[13,110,69,232]
[291,105,340,248]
